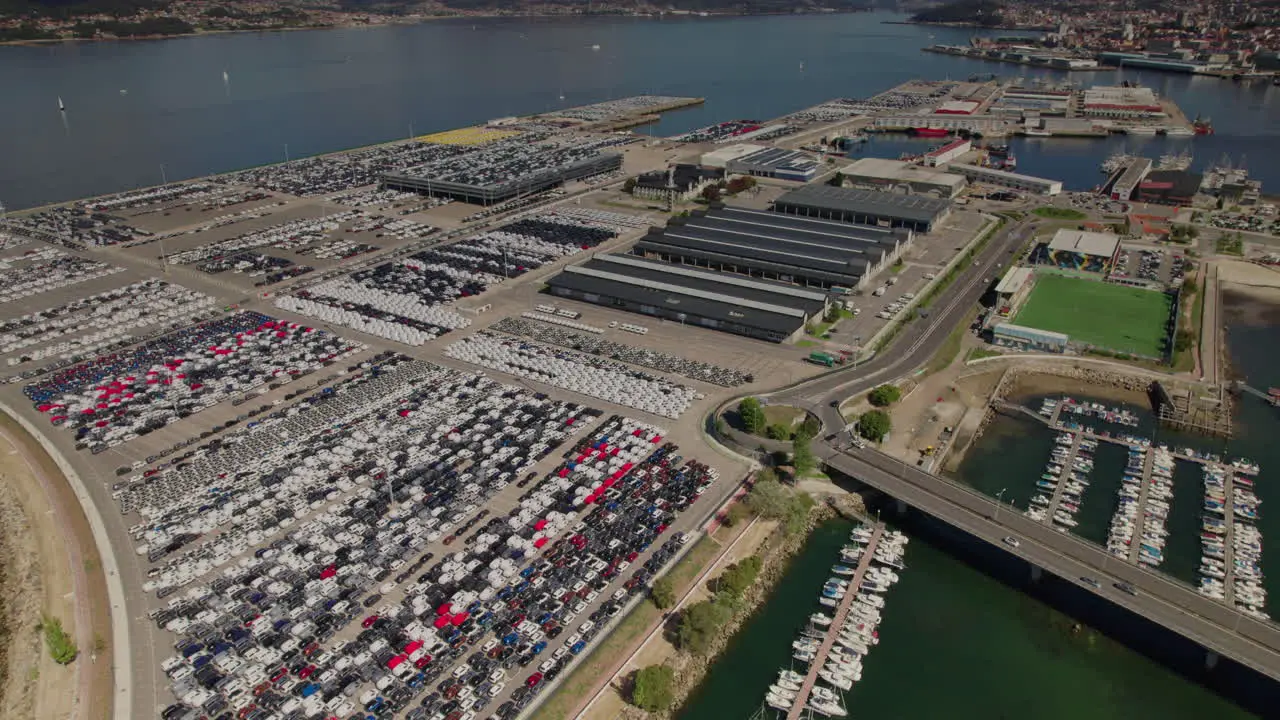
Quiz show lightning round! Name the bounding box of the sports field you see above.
[1014,274,1172,357]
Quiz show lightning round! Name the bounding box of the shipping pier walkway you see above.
[1043,434,1085,524]
[786,524,884,720]
[1223,472,1239,606]
[1127,449,1157,565]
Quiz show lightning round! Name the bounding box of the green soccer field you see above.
[1014,274,1172,357]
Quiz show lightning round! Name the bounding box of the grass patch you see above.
[1215,234,1244,256]
[529,536,721,720]
[763,405,806,429]
[1033,207,1087,221]
[1171,274,1206,373]
[795,339,817,348]
[925,305,979,375]
[1015,275,1172,357]
[965,347,1004,362]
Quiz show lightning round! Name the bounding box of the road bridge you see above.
[814,444,1280,682]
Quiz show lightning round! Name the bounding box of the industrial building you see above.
[700,144,764,169]
[948,164,1063,195]
[631,164,723,203]
[773,184,953,233]
[870,116,1011,135]
[1081,86,1166,119]
[991,322,1068,353]
[545,254,829,343]
[935,100,980,115]
[382,150,622,205]
[632,205,910,290]
[924,138,972,167]
[726,147,820,182]
[838,158,968,199]
[1110,157,1153,201]
[1043,229,1122,273]
[1135,170,1203,206]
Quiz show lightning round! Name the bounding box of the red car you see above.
[361,615,378,628]
[526,672,544,688]
[414,656,432,669]
[270,667,288,684]
[298,665,316,679]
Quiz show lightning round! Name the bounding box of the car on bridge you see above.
[1080,577,1101,589]
[1001,536,1020,549]
[1115,582,1139,596]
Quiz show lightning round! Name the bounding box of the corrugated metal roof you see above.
[995,267,1035,295]
[593,254,829,304]
[994,322,1068,343]
[1048,229,1120,257]
[775,185,952,224]
[633,239,864,286]
[564,265,806,317]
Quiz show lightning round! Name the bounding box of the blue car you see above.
[531,641,547,655]
[571,641,586,654]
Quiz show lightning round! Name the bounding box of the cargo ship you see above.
[909,127,951,138]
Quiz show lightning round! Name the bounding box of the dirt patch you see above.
[0,414,114,720]
[1002,371,1151,408]
[0,457,43,720]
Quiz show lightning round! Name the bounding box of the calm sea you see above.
[2,12,1278,210]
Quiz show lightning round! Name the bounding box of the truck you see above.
[807,352,836,367]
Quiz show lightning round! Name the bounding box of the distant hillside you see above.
[910,0,1004,26]
[0,0,169,18]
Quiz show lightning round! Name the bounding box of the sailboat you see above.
[58,96,66,112]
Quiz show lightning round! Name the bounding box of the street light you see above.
[994,487,1007,522]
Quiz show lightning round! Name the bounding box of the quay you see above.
[1043,433,1084,525]
[786,523,884,720]
[1126,449,1157,565]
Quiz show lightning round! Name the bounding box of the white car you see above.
[1001,536,1020,549]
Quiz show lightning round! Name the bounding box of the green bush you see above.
[765,424,790,441]
[650,577,676,610]
[717,556,763,598]
[868,384,902,407]
[677,600,732,654]
[792,435,816,475]
[41,615,77,665]
[857,410,892,443]
[631,664,676,711]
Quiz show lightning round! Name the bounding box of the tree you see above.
[724,502,750,528]
[765,423,790,441]
[41,615,77,665]
[868,384,901,407]
[701,185,722,202]
[792,434,816,475]
[717,556,763,598]
[746,476,792,518]
[677,600,732,654]
[738,397,766,435]
[650,577,676,610]
[631,664,676,711]
[857,410,892,443]
[623,177,637,194]
[797,416,821,441]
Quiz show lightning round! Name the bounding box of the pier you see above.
[1127,450,1157,564]
[1044,433,1084,524]
[786,523,884,720]
[1224,472,1238,606]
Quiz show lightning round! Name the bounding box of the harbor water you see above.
[677,516,1253,719]
[3,12,1279,209]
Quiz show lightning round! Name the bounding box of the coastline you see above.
[0,8,869,47]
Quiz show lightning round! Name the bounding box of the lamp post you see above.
[994,487,1007,522]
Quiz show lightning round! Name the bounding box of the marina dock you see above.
[1224,472,1238,606]
[1127,450,1157,565]
[786,523,884,720]
[1043,433,1084,524]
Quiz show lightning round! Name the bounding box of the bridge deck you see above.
[1127,449,1156,564]
[786,524,883,720]
[1044,433,1084,529]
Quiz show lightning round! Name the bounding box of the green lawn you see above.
[1032,206,1087,221]
[1014,275,1172,357]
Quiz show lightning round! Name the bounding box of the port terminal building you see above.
[924,138,972,167]
[700,145,820,182]
[991,322,1068,353]
[382,150,622,204]
[836,158,968,200]
[631,164,724,203]
[545,253,828,343]
[1042,229,1122,273]
[948,164,1063,196]
[632,205,909,290]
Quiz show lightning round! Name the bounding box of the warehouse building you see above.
[1081,86,1166,119]
[1043,229,1122,273]
[383,150,622,204]
[701,144,765,170]
[1110,157,1153,201]
[838,158,968,199]
[948,164,1063,195]
[994,267,1036,312]
[773,184,953,233]
[726,147,820,182]
[1135,169,1203,206]
[925,138,972,167]
[991,322,1068,353]
[546,254,829,343]
[633,206,909,290]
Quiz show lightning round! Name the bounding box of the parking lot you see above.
[1112,245,1189,288]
